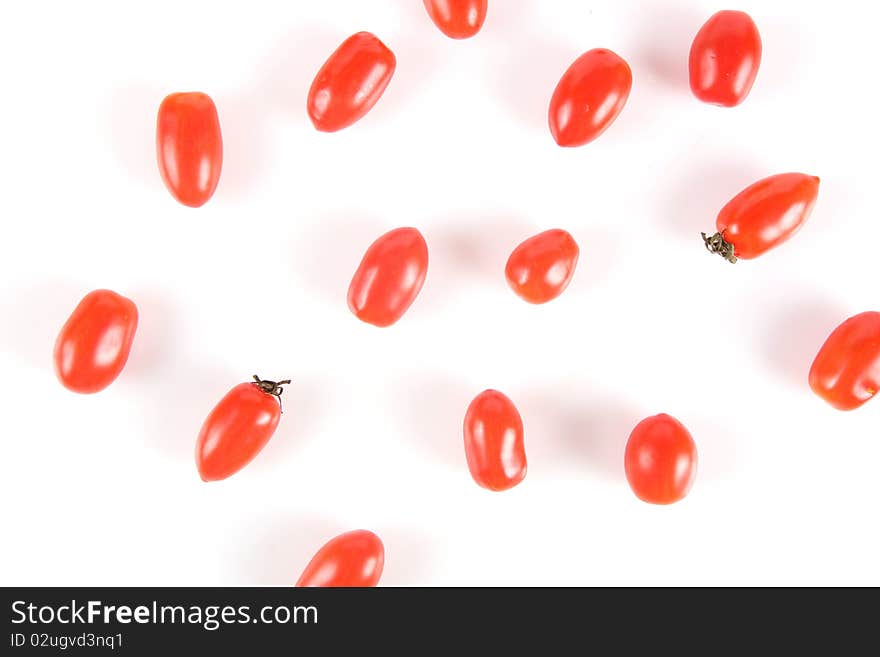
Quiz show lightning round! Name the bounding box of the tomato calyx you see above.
[252,375,292,411]
[701,231,737,264]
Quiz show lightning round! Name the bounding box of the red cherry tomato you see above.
[307,32,396,132]
[548,48,632,147]
[463,390,527,491]
[702,173,820,262]
[296,530,384,587]
[347,227,429,327]
[809,312,880,411]
[624,414,697,505]
[195,376,290,482]
[54,290,138,394]
[156,92,223,207]
[689,10,762,107]
[423,0,488,39]
[505,229,579,304]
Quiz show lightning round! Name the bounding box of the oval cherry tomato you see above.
[296,530,384,587]
[195,376,290,481]
[548,48,632,147]
[809,312,880,411]
[307,32,396,132]
[348,227,429,327]
[423,0,488,39]
[463,389,527,491]
[624,414,697,505]
[702,173,820,262]
[505,229,579,304]
[156,92,223,207]
[689,10,762,107]
[54,290,138,394]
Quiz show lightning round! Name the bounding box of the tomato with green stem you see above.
[702,173,820,262]
[195,376,290,481]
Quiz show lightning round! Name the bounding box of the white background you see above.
[1,0,878,586]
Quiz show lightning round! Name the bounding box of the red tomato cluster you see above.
[50,4,876,585]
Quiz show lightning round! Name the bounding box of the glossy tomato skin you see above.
[296,530,384,587]
[463,390,527,491]
[54,290,138,394]
[549,48,632,147]
[716,173,820,259]
[809,312,880,411]
[308,32,396,132]
[156,92,223,207]
[625,414,697,505]
[348,227,428,327]
[423,0,488,39]
[689,11,762,107]
[505,229,579,304]
[196,382,282,481]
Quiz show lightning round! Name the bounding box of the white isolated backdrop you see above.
[1,0,878,586]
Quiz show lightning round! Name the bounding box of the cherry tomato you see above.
[548,48,632,147]
[156,92,223,207]
[809,312,880,411]
[505,229,579,304]
[423,0,488,39]
[624,414,697,505]
[463,389,527,491]
[702,173,820,262]
[348,227,429,327]
[296,530,384,587]
[307,32,396,132]
[54,290,138,394]
[689,11,762,107]
[195,376,290,481]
